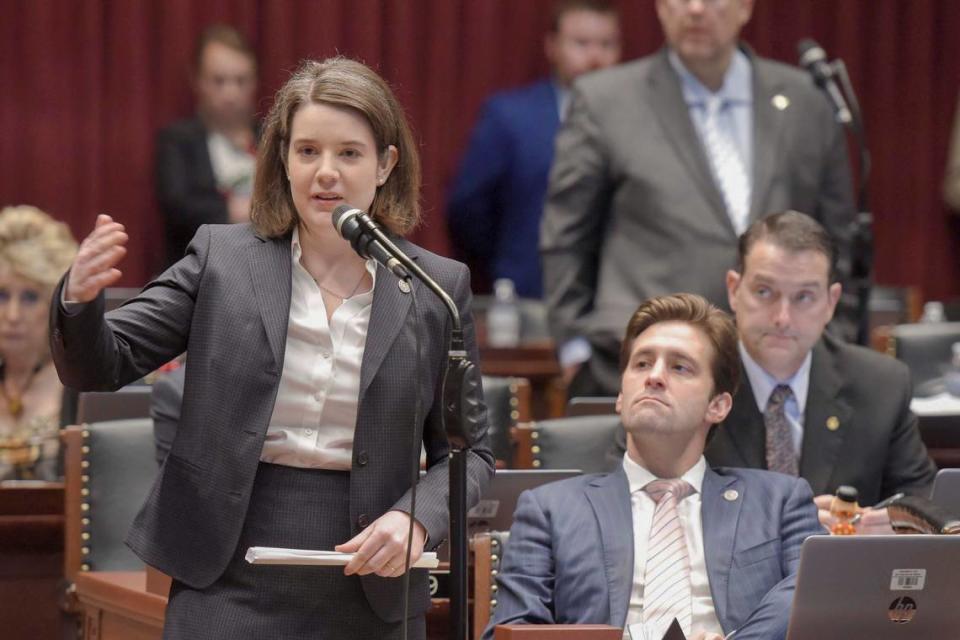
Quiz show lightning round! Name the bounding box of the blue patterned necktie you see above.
[764,384,798,475]
[702,95,751,234]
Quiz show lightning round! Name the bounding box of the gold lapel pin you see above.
[826,416,840,431]
[398,280,411,294]
[772,94,790,111]
[723,489,739,502]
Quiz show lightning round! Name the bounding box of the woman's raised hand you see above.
[66,214,129,303]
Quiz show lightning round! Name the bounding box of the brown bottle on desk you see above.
[829,485,859,535]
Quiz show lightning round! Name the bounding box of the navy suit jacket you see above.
[485,465,824,640]
[50,224,495,622]
[447,79,561,297]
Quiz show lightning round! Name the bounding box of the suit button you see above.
[357,450,368,466]
[358,514,370,528]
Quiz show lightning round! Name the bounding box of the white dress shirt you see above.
[207,131,256,196]
[739,341,812,457]
[259,228,376,470]
[623,454,723,637]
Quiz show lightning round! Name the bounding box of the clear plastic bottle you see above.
[486,278,521,348]
[829,485,860,535]
[945,342,960,398]
[920,301,946,323]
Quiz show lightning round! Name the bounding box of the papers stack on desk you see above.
[910,391,960,416]
[245,546,439,569]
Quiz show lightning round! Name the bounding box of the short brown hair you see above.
[737,210,837,282]
[550,0,619,32]
[250,57,422,238]
[192,24,257,73]
[619,293,741,397]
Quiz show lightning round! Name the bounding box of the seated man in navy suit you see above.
[486,294,823,640]
[446,0,620,296]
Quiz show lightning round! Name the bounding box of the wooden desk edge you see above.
[75,571,167,626]
[494,624,622,639]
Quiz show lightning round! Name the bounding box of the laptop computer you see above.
[930,469,960,512]
[786,535,960,639]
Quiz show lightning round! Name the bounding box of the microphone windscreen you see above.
[797,38,826,67]
[332,204,360,235]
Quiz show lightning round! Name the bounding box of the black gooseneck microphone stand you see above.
[356,216,479,640]
[804,45,874,345]
[833,59,874,346]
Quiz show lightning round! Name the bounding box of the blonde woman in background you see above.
[0,205,78,480]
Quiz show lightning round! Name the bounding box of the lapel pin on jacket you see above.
[772,94,790,110]
[723,489,739,502]
[826,416,840,431]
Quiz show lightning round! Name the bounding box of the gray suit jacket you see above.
[706,335,937,505]
[541,47,856,393]
[485,465,824,640]
[50,224,495,622]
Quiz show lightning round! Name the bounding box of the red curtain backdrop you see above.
[2,0,959,299]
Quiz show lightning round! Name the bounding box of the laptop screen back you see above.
[432,469,581,563]
[930,469,960,513]
[787,535,960,639]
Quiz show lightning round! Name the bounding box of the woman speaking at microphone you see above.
[50,57,493,639]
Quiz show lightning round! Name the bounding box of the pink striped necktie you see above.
[642,478,695,634]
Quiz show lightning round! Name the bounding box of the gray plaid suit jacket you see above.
[50,223,495,622]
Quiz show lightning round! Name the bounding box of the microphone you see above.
[332,205,410,279]
[797,39,852,125]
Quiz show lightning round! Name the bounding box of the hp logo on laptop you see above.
[887,596,917,624]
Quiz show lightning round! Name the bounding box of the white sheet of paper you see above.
[910,392,960,416]
[244,546,439,569]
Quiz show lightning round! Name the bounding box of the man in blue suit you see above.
[486,294,824,640]
[446,0,620,297]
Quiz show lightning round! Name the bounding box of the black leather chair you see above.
[888,322,960,390]
[868,285,921,331]
[481,376,531,467]
[62,419,158,584]
[513,415,621,473]
[73,386,154,424]
[566,396,617,417]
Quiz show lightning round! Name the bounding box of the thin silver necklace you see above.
[315,269,367,299]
